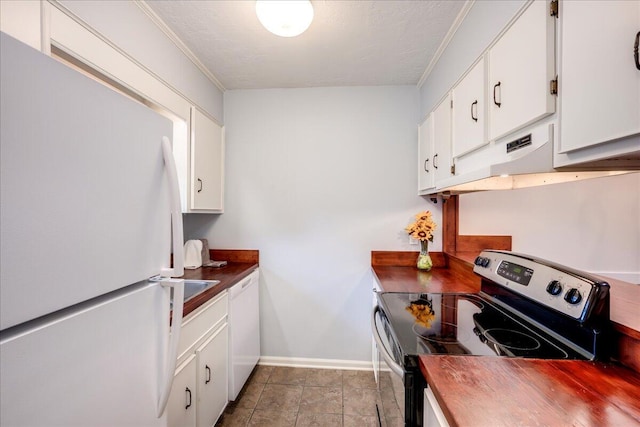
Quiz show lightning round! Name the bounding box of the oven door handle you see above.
[372,306,404,377]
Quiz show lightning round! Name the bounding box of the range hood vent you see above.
[435,124,637,194]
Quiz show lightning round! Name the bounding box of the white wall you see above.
[459,173,640,282]
[184,86,439,363]
[58,0,224,122]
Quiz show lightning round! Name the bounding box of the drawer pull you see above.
[493,81,502,107]
[635,31,640,71]
[185,387,192,409]
[471,100,478,122]
[205,365,211,384]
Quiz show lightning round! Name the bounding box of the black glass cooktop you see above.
[377,292,587,360]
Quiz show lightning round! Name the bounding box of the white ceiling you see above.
[144,0,467,91]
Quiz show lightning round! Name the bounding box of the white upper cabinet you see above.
[190,107,225,212]
[452,57,486,158]
[488,0,556,141]
[418,114,435,193]
[557,0,640,157]
[432,94,453,185]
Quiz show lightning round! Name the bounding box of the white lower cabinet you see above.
[424,386,450,427]
[168,292,229,427]
[168,355,197,427]
[196,324,229,427]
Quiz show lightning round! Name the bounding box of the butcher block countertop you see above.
[179,249,258,318]
[371,251,481,294]
[420,356,640,427]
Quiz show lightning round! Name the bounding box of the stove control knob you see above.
[564,288,582,305]
[546,280,563,296]
[474,257,491,268]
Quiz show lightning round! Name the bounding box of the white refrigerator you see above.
[0,32,186,426]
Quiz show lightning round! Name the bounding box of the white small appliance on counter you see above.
[184,239,204,269]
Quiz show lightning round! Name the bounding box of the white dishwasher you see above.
[228,269,260,400]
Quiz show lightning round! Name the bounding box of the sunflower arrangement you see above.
[405,211,437,242]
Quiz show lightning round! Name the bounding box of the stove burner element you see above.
[483,328,541,351]
[413,322,470,343]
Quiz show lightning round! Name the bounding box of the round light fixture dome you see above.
[256,0,314,38]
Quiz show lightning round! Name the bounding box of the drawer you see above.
[177,291,228,362]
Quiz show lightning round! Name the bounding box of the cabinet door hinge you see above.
[450,164,456,175]
[550,76,558,95]
[550,0,558,18]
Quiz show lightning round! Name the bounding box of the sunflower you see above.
[405,211,437,242]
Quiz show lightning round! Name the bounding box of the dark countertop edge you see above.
[178,262,259,318]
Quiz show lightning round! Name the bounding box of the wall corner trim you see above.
[417,0,475,89]
[134,0,226,92]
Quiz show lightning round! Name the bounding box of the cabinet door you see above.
[558,1,640,153]
[196,324,229,427]
[190,107,224,212]
[418,115,435,193]
[424,387,450,427]
[168,355,197,427]
[452,58,486,158]
[488,0,555,141]
[432,94,453,185]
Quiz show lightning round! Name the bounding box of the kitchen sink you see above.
[164,279,220,307]
[182,280,220,302]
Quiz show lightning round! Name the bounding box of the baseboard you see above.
[258,356,373,371]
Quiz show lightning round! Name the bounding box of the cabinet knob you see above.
[433,154,439,169]
[205,365,211,384]
[424,158,429,173]
[197,178,203,193]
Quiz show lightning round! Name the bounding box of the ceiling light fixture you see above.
[256,0,314,38]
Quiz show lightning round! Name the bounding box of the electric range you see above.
[372,250,611,426]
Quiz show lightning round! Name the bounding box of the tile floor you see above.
[216,366,403,427]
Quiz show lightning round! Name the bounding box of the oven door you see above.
[372,305,406,421]
[372,302,426,426]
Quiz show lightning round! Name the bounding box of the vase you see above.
[417,240,433,271]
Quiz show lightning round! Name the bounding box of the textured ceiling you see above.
[144,0,466,90]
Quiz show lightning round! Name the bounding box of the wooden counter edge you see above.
[182,263,259,318]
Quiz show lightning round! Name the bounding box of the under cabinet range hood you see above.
[434,123,636,195]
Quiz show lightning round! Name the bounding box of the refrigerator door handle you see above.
[160,136,184,278]
[156,278,184,417]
